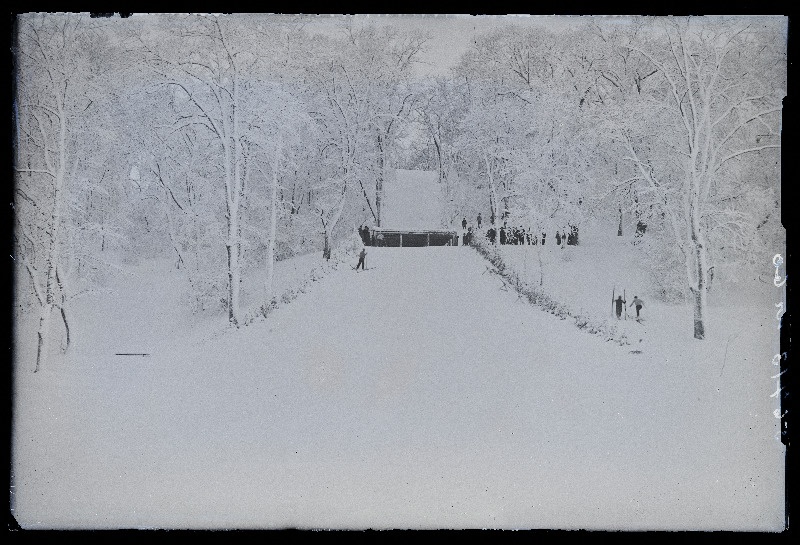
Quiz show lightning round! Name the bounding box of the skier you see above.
[477,213,482,229]
[462,217,467,230]
[355,247,367,271]
[629,295,644,319]
[614,294,626,320]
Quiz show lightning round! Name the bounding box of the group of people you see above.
[358,224,372,246]
[614,294,645,320]
[461,214,579,247]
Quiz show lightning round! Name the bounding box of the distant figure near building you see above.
[358,225,370,245]
[630,296,644,318]
[541,232,546,245]
[464,226,473,245]
[462,217,467,230]
[356,247,367,271]
[614,295,626,319]
[477,213,482,229]
[487,227,496,244]
[555,231,562,246]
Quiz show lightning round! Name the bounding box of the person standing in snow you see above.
[477,213,482,229]
[629,296,644,318]
[355,247,367,271]
[462,217,467,230]
[555,231,562,246]
[614,294,626,320]
[541,231,546,245]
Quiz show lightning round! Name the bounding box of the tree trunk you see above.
[266,139,281,301]
[34,301,53,374]
[376,130,384,227]
[226,233,241,325]
[484,154,500,242]
[322,230,331,260]
[689,194,708,340]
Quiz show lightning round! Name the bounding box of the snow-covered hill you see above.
[13,243,784,530]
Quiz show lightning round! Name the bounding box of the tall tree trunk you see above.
[224,144,242,326]
[376,130,384,227]
[689,190,707,340]
[266,138,281,301]
[34,98,68,372]
[484,154,500,240]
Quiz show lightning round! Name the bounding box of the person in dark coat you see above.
[477,213,482,229]
[355,247,367,271]
[541,232,546,245]
[614,295,626,319]
[462,217,467,230]
[500,224,507,245]
[487,227,496,244]
[555,231,562,246]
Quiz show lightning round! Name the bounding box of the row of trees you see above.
[14,14,430,371]
[14,15,785,373]
[407,17,784,339]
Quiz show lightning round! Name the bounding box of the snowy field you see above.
[12,245,784,530]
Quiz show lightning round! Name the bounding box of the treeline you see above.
[14,15,785,371]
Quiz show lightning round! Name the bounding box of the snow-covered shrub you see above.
[470,236,630,346]
[243,233,361,325]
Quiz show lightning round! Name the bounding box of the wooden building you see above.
[370,227,458,247]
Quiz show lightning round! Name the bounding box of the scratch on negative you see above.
[720,334,736,377]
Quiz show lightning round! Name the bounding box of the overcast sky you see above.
[300,14,596,77]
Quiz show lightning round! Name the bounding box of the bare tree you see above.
[138,15,286,326]
[611,17,785,339]
[14,14,113,372]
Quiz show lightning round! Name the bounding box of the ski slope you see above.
[381,169,443,229]
[12,245,783,530]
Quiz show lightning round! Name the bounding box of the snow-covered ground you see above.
[491,219,778,347]
[12,242,784,530]
[381,169,443,230]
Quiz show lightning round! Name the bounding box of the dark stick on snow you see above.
[115,353,151,356]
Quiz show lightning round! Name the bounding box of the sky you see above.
[297,14,787,78]
[299,14,593,77]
